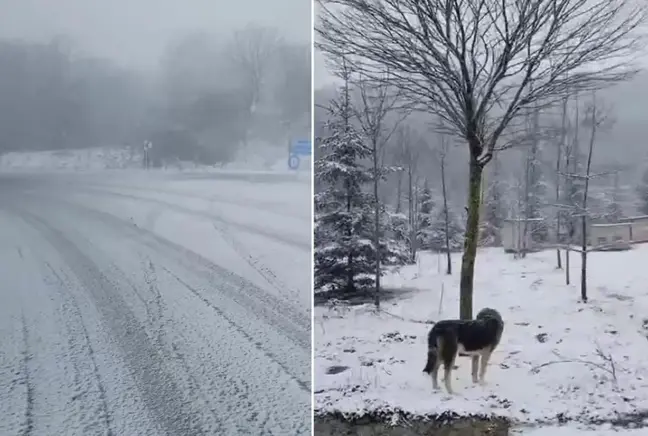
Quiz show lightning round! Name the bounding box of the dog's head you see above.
[476,307,503,324]
[476,307,504,344]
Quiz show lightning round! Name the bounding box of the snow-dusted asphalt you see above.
[0,171,311,436]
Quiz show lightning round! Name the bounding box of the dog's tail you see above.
[423,323,459,374]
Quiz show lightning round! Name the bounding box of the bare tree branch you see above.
[316,0,646,165]
[229,24,282,111]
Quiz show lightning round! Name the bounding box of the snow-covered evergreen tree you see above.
[416,180,435,250]
[383,210,412,265]
[314,79,405,295]
[314,84,375,294]
[429,206,465,252]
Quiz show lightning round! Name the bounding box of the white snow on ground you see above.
[315,247,648,427]
[0,167,311,435]
[0,145,311,174]
[0,147,137,170]
[56,173,312,310]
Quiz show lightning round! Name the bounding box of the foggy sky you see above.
[0,0,311,71]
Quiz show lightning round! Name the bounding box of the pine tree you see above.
[379,208,411,266]
[388,211,409,243]
[383,210,412,265]
[416,180,435,250]
[314,83,376,295]
[429,206,465,252]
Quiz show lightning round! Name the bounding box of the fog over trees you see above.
[0,0,310,167]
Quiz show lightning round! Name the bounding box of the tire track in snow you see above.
[19,312,34,436]
[140,255,295,433]
[212,221,304,308]
[68,186,309,251]
[79,181,310,221]
[43,262,115,436]
[2,182,311,434]
[16,208,210,436]
[141,258,165,346]
[140,258,227,434]
[162,266,310,393]
[34,194,310,348]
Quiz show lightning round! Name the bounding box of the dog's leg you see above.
[432,336,445,391]
[471,355,479,384]
[441,335,458,394]
[431,352,441,391]
[424,348,442,391]
[443,357,457,395]
[479,349,493,385]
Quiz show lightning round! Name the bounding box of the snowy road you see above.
[0,171,311,436]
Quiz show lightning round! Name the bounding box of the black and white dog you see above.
[422,308,504,394]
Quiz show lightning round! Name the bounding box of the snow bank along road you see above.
[0,171,311,436]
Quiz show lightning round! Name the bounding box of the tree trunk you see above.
[408,165,416,261]
[580,216,587,302]
[373,140,381,309]
[440,152,452,275]
[579,98,597,303]
[459,153,483,320]
[555,98,567,269]
[564,111,574,286]
[346,179,355,294]
[565,248,570,285]
[521,149,531,258]
[395,171,403,214]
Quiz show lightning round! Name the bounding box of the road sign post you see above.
[143,140,153,169]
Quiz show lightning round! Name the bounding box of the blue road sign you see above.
[291,139,311,156]
[288,153,300,170]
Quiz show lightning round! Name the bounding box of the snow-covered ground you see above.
[0,169,311,435]
[0,145,311,175]
[314,247,648,430]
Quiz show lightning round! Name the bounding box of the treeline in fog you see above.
[0,25,310,167]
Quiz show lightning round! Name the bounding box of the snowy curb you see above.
[313,407,648,435]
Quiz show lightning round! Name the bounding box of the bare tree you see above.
[554,96,569,269]
[578,94,611,302]
[561,94,613,301]
[274,43,311,136]
[437,134,452,275]
[519,103,542,259]
[229,25,281,114]
[394,125,420,261]
[353,76,406,308]
[554,93,586,286]
[317,0,645,320]
[393,149,405,214]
